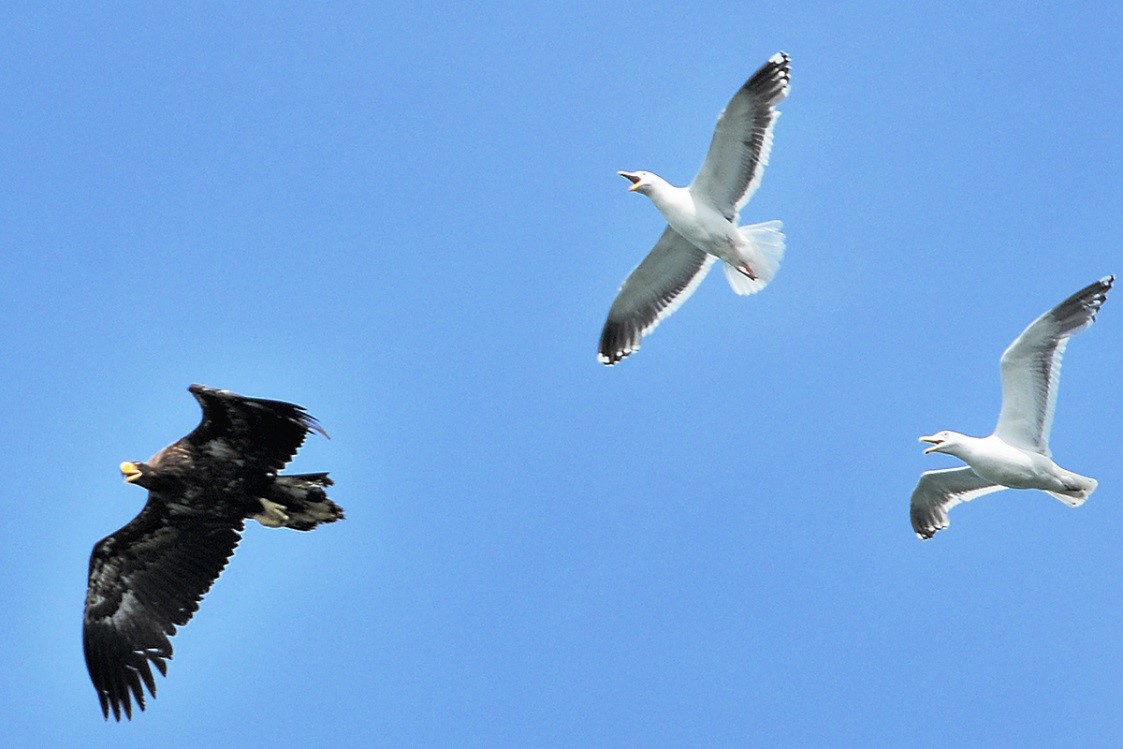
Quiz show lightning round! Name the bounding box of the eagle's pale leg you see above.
[253,498,290,528]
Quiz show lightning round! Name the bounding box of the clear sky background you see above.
[2,2,1122,747]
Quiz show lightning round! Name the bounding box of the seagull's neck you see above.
[641,174,693,222]
[941,433,988,462]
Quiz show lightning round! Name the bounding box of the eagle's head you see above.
[119,461,155,489]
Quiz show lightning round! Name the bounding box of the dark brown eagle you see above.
[83,384,343,720]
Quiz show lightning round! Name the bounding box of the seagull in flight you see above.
[598,52,790,365]
[910,276,1114,539]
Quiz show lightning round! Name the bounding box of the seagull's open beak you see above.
[120,461,143,483]
[618,171,642,191]
[918,435,942,454]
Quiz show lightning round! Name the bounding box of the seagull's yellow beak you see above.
[618,171,642,191]
[120,461,143,483]
[918,435,942,454]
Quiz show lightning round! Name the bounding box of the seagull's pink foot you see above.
[736,263,758,280]
[726,238,758,280]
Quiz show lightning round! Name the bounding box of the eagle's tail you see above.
[258,473,344,531]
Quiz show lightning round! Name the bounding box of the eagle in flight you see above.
[83,384,343,720]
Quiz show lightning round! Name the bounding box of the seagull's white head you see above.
[919,430,965,456]
[618,170,656,195]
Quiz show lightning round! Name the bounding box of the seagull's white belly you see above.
[963,438,1064,490]
[651,188,741,261]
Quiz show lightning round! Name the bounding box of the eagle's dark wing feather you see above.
[83,498,243,720]
[184,384,327,474]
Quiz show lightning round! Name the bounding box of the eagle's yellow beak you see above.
[120,462,143,483]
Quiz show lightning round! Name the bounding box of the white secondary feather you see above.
[598,52,790,366]
[909,276,1113,539]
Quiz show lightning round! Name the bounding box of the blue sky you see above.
[3,2,1123,746]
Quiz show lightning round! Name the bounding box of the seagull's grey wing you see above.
[598,226,714,365]
[689,52,790,219]
[994,276,1113,455]
[910,467,1006,539]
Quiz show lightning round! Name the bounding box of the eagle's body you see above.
[83,384,343,720]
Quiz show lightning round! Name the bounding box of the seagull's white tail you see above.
[1046,473,1097,507]
[722,220,786,295]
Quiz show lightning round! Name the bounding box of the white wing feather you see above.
[910,467,1006,539]
[689,52,790,219]
[993,276,1113,454]
[598,227,715,365]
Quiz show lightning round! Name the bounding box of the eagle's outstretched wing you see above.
[83,499,242,720]
[184,384,328,474]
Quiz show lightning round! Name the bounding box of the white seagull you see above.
[910,276,1114,539]
[598,52,790,365]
